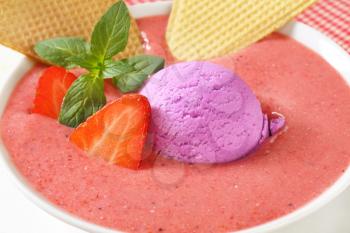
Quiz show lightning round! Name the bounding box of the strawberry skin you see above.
[70,94,151,169]
[32,66,77,119]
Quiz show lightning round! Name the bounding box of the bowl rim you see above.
[1,1,350,233]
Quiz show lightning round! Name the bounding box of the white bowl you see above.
[1,2,350,233]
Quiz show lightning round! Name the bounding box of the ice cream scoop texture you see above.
[141,61,284,163]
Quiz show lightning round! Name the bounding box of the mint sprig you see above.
[66,53,100,71]
[34,0,164,128]
[59,74,106,128]
[112,55,165,93]
[34,37,89,68]
[90,0,130,61]
[102,59,134,77]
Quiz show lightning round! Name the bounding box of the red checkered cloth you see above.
[126,0,350,54]
[297,0,350,53]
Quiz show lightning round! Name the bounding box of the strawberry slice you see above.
[70,94,151,169]
[32,66,77,119]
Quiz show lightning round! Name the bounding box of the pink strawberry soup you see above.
[1,15,350,233]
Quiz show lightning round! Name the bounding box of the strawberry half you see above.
[32,66,77,119]
[70,94,151,169]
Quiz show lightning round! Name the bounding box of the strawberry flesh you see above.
[32,66,77,119]
[70,94,151,169]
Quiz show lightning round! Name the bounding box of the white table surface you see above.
[1,163,350,233]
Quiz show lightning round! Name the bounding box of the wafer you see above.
[0,0,143,63]
[166,0,317,61]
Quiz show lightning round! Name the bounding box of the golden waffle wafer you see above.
[167,0,317,61]
[0,0,143,62]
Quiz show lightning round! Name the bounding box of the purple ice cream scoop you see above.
[140,61,284,164]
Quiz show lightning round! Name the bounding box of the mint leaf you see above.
[34,37,89,67]
[112,55,164,93]
[66,53,100,71]
[113,72,146,93]
[59,74,106,128]
[126,55,165,75]
[91,1,130,61]
[102,59,134,78]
